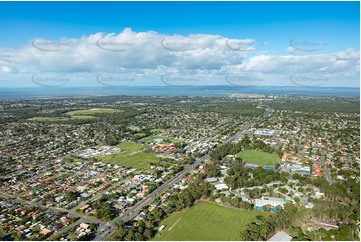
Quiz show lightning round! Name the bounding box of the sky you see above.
[0,1,359,88]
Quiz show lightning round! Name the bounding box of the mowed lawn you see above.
[29,116,95,122]
[150,128,164,133]
[237,150,279,166]
[66,108,123,115]
[31,109,124,122]
[154,201,264,241]
[134,133,147,138]
[97,142,158,169]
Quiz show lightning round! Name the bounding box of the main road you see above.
[96,111,271,241]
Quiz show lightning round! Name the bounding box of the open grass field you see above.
[30,108,123,122]
[97,142,158,169]
[115,142,143,150]
[153,201,264,241]
[150,128,164,133]
[143,135,181,143]
[66,108,123,115]
[29,116,95,122]
[134,133,147,138]
[236,150,279,166]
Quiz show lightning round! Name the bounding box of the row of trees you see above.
[204,163,221,177]
[210,134,281,163]
[268,98,360,114]
[217,195,254,210]
[113,220,155,241]
[90,195,114,221]
[210,143,242,161]
[225,164,287,190]
[240,133,281,155]
[164,176,213,213]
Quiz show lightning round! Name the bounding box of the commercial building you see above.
[214,183,229,190]
[255,196,286,212]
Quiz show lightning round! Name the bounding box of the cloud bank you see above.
[0,28,359,87]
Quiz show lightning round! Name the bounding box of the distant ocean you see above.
[0,86,359,99]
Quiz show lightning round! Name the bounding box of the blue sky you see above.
[0,1,359,87]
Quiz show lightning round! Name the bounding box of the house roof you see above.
[205,178,218,183]
[268,231,292,241]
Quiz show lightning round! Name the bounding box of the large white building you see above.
[255,196,286,211]
[214,183,229,190]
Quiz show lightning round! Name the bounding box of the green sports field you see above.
[66,108,123,115]
[30,108,123,122]
[29,116,95,122]
[134,133,147,138]
[97,142,159,169]
[236,150,279,166]
[153,201,264,241]
[150,129,164,134]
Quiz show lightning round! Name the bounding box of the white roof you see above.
[268,231,292,241]
[255,196,285,208]
[215,183,229,190]
[205,177,218,183]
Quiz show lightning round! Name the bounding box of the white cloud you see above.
[0,28,359,87]
[0,61,18,74]
[239,50,360,74]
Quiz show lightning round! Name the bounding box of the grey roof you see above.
[205,177,218,183]
[268,231,293,241]
[262,196,285,202]
[220,191,231,196]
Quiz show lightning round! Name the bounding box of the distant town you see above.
[0,94,359,241]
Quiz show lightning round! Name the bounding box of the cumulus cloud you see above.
[0,28,359,87]
[0,28,247,72]
[239,50,359,74]
[0,60,18,74]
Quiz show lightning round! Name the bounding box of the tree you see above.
[124,229,135,241]
[143,229,153,239]
[133,232,144,241]
[204,163,220,177]
[137,220,145,234]
[89,223,97,232]
[114,221,125,238]
[241,134,252,149]
[105,135,118,145]
[66,191,78,202]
